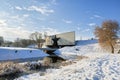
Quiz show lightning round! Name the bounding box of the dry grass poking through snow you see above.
[76,56,88,60]
[0,61,23,76]
[61,56,88,66]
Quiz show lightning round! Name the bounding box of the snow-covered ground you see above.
[16,40,120,80]
[0,47,49,61]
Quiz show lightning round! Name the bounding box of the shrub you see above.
[0,61,23,76]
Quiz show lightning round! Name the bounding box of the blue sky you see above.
[0,0,120,41]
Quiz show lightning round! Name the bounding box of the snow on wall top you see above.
[0,47,49,61]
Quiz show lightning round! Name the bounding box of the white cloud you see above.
[63,19,72,24]
[0,22,59,41]
[82,29,90,32]
[41,27,59,35]
[0,26,31,41]
[94,15,102,18]
[0,19,7,26]
[26,6,54,15]
[23,14,29,17]
[15,6,22,10]
[90,14,103,19]
[10,15,20,19]
[50,0,57,5]
[15,5,54,15]
[88,23,96,27]
[14,1,55,16]
[0,20,31,41]
[37,18,46,21]
[10,14,29,23]
[0,11,10,17]
[11,14,29,19]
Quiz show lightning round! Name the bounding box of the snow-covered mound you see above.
[0,47,49,61]
[75,39,98,46]
[54,40,103,59]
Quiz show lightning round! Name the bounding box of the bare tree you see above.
[29,32,45,48]
[94,20,120,53]
[13,39,35,47]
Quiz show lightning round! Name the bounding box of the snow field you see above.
[15,40,120,80]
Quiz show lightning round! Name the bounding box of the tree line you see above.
[0,32,47,48]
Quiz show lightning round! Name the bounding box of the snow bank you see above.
[54,40,103,60]
[15,40,120,80]
[0,47,49,61]
[75,39,98,46]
